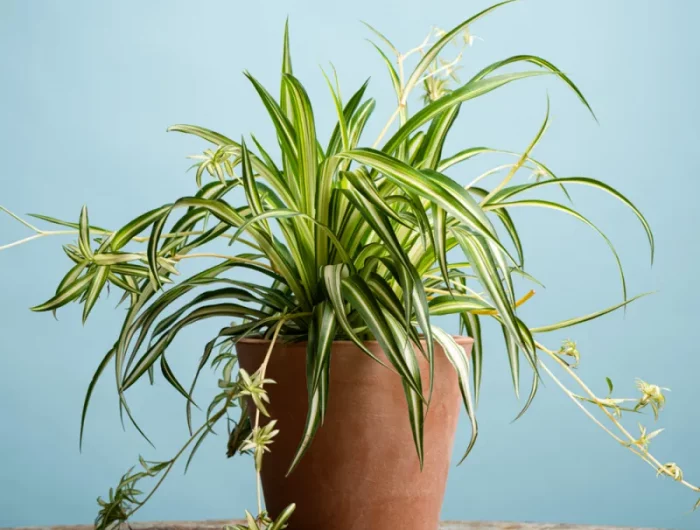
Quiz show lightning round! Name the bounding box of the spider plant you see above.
[2,2,698,527]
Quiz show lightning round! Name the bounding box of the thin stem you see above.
[252,319,284,516]
[418,51,463,84]
[0,233,46,251]
[537,342,700,493]
[464,163,518,191]
[538,359,625,444]
[372,29,432,149]
[0,206,42,232]
[401,30,432,63]
[372,106,402,149]
[481,140,546,206]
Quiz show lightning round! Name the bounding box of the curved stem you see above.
[537,342,700,494]
[0,233,53,251]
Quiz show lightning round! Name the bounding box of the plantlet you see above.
[2,2,698,527]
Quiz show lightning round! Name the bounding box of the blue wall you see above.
[1,1,698,528]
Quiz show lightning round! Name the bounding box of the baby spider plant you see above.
[1,1,698,527]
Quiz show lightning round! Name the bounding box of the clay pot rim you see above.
[237,335,474,347]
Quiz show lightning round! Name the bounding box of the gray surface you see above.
[3,521,660,530]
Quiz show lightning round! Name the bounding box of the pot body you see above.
[236,337,472,530]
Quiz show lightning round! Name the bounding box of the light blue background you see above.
[1,1,698,528]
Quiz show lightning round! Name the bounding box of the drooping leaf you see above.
[432,327,478,463]
[531,293,651,333]
[83,265,110,323]
[341,274,423,397]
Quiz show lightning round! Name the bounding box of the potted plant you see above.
[1,3,698,529]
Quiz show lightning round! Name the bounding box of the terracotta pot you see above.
[236,336,472,530]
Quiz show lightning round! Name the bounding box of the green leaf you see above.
[148,197,310,306]
[269,504,296,530]
[384,71,551,154]
[321,264,386,366]
[461,312,483,406]
[470,54,596,120]
[251,134,282,179]
[123,303,267,390]
[341,169,413,229]
[160,354,197,406]
[385,311,425,468]
[451,229,526,353]
[78,205,93,258]
[488,199,627,301]
[361,21,399,56]
[287,388,321,475]
[283,73,318,217]
[80,347,116,450]
[414,106,460,170]
[28,213,109,233]
[486,177,654,264]
[340,151,511,260]
[167,124,236,146]
[531,293,651,333]
[502,323,520,397]
[244,72,299,168]
[341,274,423,398]
[481,96,551,204]
[321,66,349,152]
[347,98,376,149]
[367,40,400,102]
[152,287,266,338]
[92,253,143,266]
[306,302,337,418]
[432,327,478,463]
[147,208,171,290]
[185,423,213,473]
[402,0,517,102]
[55,260,88,295]
[31,271,96,312]
[226,413,252,458]
[366,272,422,348]
[280,17,294,121]
[111,206,172,251]
[83,265,110,323]
[326,79,370,156]
[428,294,493,315]
[432,205,452,290]
[240,138,264,217]
[513,370,539,421]
[439,146,570,208]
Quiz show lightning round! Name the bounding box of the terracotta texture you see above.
[236,337,473,530]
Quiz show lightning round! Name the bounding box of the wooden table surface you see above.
[4,521,661,530]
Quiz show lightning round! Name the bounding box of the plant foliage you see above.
[2,3,699,526]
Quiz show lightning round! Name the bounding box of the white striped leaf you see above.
[432,327,478,463]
